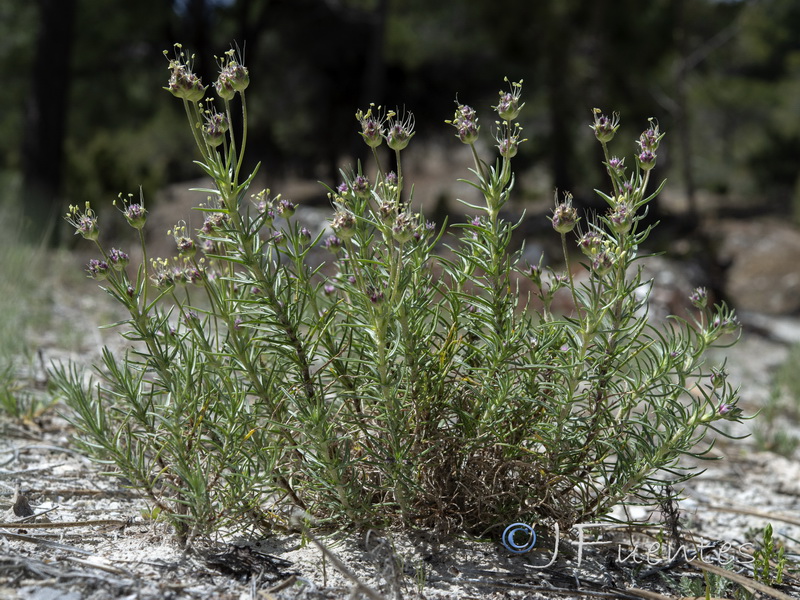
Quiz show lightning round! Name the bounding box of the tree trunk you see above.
[674,0,697,219]
[545,15,574,198]
[21,0,78,245]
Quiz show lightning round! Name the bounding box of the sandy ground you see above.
[2,378,800,600]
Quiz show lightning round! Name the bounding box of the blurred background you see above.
[4,0,800,240]
[1,0,800,461]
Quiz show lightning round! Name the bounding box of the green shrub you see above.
[52,46,744,544]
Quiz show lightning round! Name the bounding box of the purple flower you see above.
[638,150,656,171]
[356,105,386,148]
[352,175,370,199]
[386,109,416,151]
[276,199,297,219]
[551,194,578,234]
[494,79,524,121]
[690,287,708,309]
[591,109,620,143]
[165,45,206,102]
[108,248,129,270]
[449,104,480,145]
[122,202,147,230]
[324,235,343,254]
[65,203,99,240]
[86,259,109,280]
[579,231,603,257]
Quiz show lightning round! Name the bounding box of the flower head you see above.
[377,200,396,225]
[550,192,579,234]
[690,287,708,309]
[590,109,620,143]
[108,248,130,271]
[331,210,357,240]
[392,212,417,244]
[150,258,176,289]
[386,109,416,151]
[203,107,229,147]
[367,285,385,305]
[271,231,286,246]
[352,174,371,199]
[86,259,109,280]
[214,48,249,100]
[164,44,206,102]
[251,189,275,225]
[377,171,399,204]
[183,264,204,285]
[712,313,740,336]
[606,156,626,179]
[469,216,484,239]
[638,119,664,152]
[607,202,633,234]
[447,103,480,145]
[717,402,743,421]
[114,191,148,230]
[276,198,297,219]
[578,230,603,257]
[324,235,343,254]
[169,221,196,258]
[200,212,229,235]
[495,122,526,159]
[494,78,524,122]
[636,119,664,171]
[525,263,542,288]
[356,104,387,148]
[65,203,99,241]
[592,250,615,276]
[710,366,727,389]
[416,220,436,242]
[637,150,656,171]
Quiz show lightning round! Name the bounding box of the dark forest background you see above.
[3,0,800,244]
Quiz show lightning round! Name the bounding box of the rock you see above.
[713,218,800,315]
[12,489,34,517]
[633,254,706,323]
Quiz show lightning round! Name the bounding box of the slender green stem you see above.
[235,92,248,186]
[183,99,209,165]
[224,99,236,165]
[561,232,581,317]
[469,142,488,184]
[394,149,404,205]
[600,141,620,199]
[371,146,385,184]
[138,228,149,307]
